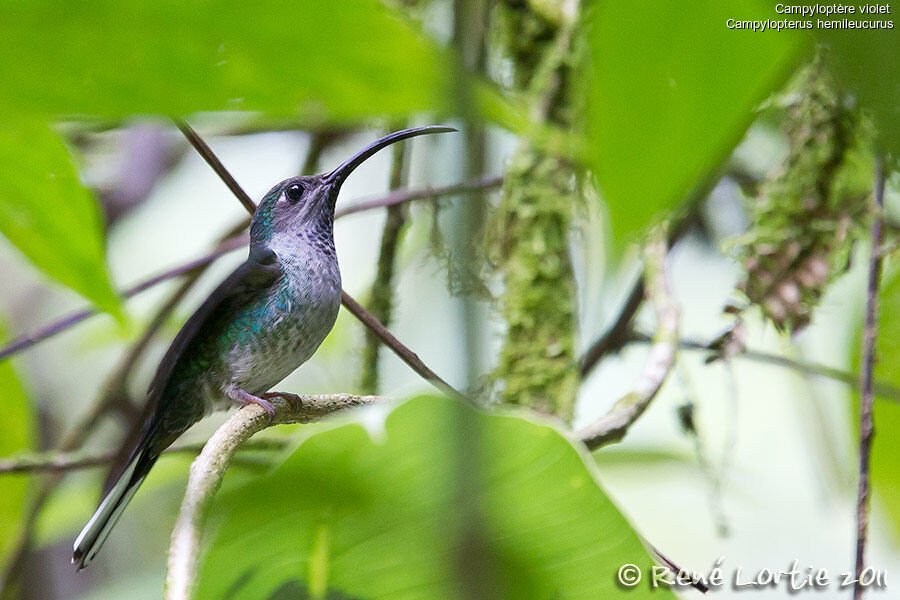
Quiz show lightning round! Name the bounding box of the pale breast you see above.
[220,247,341,401]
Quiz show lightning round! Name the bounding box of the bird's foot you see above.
[263,392,304,409]
[231,389,277,420]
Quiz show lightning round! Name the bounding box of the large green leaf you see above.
[813,7,900,159]
[0,321,35,572]
[0,123,121,317]
[198,396,675,599]
[854,272,900,538]
[0,0,453,120]
[586,0,803,241]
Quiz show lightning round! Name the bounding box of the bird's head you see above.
[250,126,455,244]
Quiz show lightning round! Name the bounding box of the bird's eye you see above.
[285,184,304,204]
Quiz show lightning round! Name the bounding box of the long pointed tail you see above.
[72,448,156,569]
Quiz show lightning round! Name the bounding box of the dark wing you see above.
[101,245,281,495]
[147,244,281,402]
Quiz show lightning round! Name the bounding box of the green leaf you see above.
[0,2,525,316]
[0,0,457,121]
[0,122,121,317]
[0,320,35,572]
[586,0,803,242]
[198,397,675,600]
[854,272,900,538]
[814,9,900,159]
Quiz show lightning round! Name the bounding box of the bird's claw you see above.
[239,395,276,420]
[263,392,303,408]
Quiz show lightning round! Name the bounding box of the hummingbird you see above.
[72,125,455,569]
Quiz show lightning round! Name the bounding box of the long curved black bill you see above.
[325,125,456,187]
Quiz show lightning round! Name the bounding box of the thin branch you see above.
[854,156,884,600]
[360,126,410,394]
[648,544,711,595]
[673,362,729,537]
[0,177,497,363]
[579,205,701,379]
[340,291,467,402]
[0,440,286,474]
[627,333,900,403]
[578,277,644,378]
[0,236,246,362]
[0,450,114,474]
[176,122,467,402]
[578,225,679,450]
[164,393,378,600]
[175,120,257,213]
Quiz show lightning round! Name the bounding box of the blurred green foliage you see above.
[0,1,897,597]
[0,0,519,316]
[0,0,451,120]
[735,56,873,332]
[0,0,896,306]
[0,322,34,574]
[198,396,674,600]
[811,2,899,160]
[0,124,121,318]
[586,0,803,243]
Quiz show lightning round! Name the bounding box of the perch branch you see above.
[176,122,467,402]
[578,226,679,450]
[854,157,885,600]
[0,176,500,363]
[164,394,378,600]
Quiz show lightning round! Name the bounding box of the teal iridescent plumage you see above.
[72,126,456,569]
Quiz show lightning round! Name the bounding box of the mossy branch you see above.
[735,53,873,333]
[491,0,580,421]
